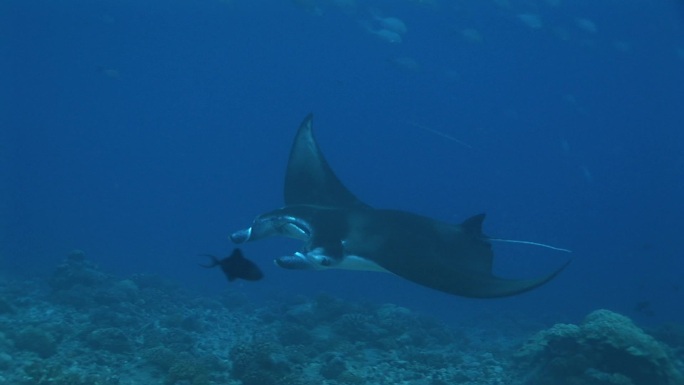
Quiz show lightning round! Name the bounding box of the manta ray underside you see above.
[230,114,570,298]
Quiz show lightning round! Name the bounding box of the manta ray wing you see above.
[375,251,571,298]
[285,114,368,208]
[344,210,568,298]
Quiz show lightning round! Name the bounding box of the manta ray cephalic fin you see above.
[284,114,368,209]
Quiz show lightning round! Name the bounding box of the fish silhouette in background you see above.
[360,11,407,44]
[201,248,263,282]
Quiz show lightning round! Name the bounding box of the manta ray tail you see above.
[445,213,572,298]
[489,238,572,253]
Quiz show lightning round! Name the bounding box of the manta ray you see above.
[230,114,570,298]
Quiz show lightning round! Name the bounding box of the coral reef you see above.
[49,249,109,291]
[513,309,684,385]
[86,327,132,353]
[230,340,291,385]
[13,326,58,358]
[0,251,681,385]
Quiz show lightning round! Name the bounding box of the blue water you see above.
[2,0,683,326]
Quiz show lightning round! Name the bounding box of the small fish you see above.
[634,300,654,317]
[200,248,264,282]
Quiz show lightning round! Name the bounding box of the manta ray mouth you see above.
[275,216,312,240]
[230,215,312,244]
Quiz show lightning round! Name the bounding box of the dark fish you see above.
[634,300,654,316]
[200,248,264,282]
